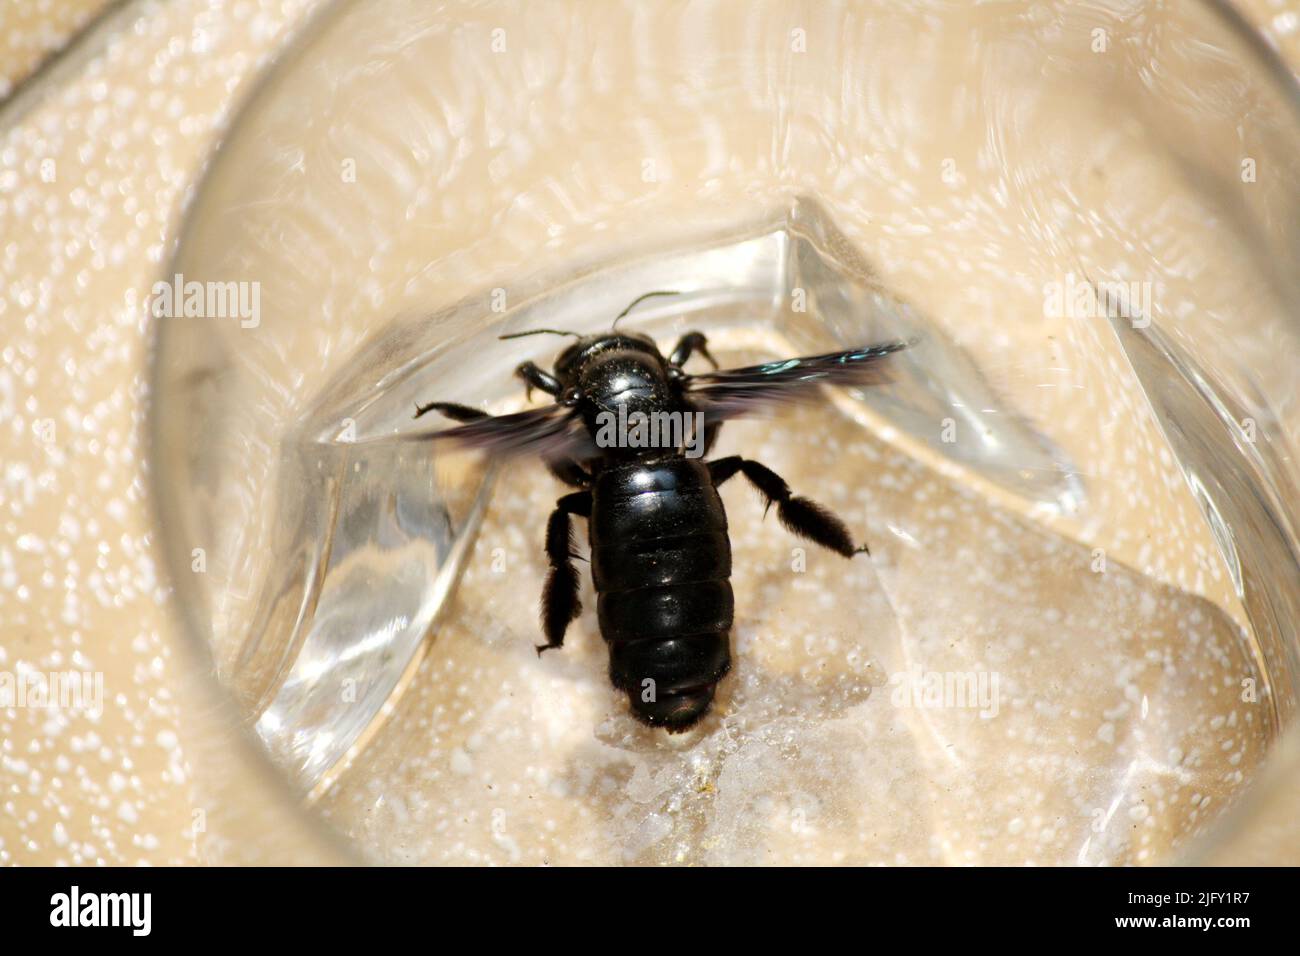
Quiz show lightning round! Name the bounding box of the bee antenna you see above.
[498,328,583,341]
[611,290,680,331]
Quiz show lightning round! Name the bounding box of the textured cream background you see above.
[0,0,319,867]
[0,0,118,96]
[0,0,1297,865]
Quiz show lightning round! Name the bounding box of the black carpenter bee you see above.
[411,291,907,732]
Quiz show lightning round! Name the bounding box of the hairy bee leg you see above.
[538,491,592,656]
[709,456,866,558]
[547,458,592,488]
[515,361,562,400]
[412,400,488,421]
[669,331,719,369]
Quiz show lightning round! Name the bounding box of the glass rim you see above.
[140,0,1300,865]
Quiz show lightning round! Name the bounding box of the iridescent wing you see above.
[687,340,909,423]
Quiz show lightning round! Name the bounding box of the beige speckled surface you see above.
[1,0,1298,865]
[0,0,118,96]
[0,0,319,867]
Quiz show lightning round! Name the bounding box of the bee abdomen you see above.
[596,572,735,732]
[597,578,734,644]
[591,532,731,591]
[590,459,735,731]
[608,629,732,731]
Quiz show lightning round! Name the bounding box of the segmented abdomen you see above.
[589,458,733,731]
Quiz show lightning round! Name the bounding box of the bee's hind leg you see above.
[709,456,867,558]
[537,490,592,656]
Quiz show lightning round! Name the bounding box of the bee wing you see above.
[686,340,910,423]
[396,404,596,461]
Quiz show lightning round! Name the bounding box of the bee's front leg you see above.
[668,331,718,369]
[515,361,561,400]
[412,400,488,421]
